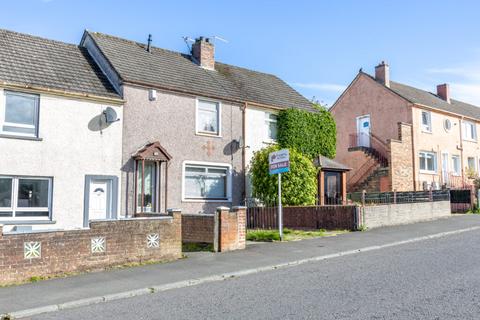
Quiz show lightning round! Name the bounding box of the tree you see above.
[250,145,317,205]
[277,104,336,159]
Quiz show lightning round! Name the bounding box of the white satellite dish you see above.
[103,107,120,123]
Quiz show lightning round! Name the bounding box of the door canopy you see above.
[133,141,172,162]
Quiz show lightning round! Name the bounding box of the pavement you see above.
[32,218,480,320]
[1,215,480,318]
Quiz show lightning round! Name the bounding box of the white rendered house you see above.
[0,29,123,231]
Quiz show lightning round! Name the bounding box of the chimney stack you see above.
[375,61,390,88]
[192,37,215,70]
[437,83,450,103]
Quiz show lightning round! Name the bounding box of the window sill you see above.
[421,130,432,134]
[419,170,437,175]
[0,219,55,225]
[195,132,222,139]
[263,139,277,145]
[182,198,232,203]
[462,138,477,143]
[0,134,42,141]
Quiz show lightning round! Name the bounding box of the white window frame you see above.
[462,120,477,142]
[452,155,461,176]
[0,90,40,138]
[135,161,160,213]
[195,98,221,137]
[421,111,432,133]
[0,175,52,220]
[419,151,437,174]
[264,111,278,143]
[467,156,476,171]
[181,161,232,202]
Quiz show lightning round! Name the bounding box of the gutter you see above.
[0,82,124,106]
[242,102,247,203]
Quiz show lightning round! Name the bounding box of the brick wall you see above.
[0,214,181,285]
[362,201,451,229]
[181,207,246,252]
[388,122,414,191]
[182,213,218,251]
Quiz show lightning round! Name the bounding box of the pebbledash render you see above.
[0,29,123,232]
[332,61,480,192]
[81,31,314,215]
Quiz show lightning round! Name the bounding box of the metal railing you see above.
[348,189,450,206]
[348,132,389,167]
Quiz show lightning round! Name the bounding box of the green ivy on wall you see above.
[277,105,336,159]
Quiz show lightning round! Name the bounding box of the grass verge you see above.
[247,228,348,242]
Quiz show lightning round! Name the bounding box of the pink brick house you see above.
[332,61,479,192]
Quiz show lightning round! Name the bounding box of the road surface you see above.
[32,228,480,319]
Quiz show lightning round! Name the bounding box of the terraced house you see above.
[0,29,123,232]
[81,31,314,215]
[332,61,480,192]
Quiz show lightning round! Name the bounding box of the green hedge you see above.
[250,145,317,205]
[277,105,336,159]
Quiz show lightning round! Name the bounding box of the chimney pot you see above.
[375,61,390,87]
[192,36,215,70]
[437,83,450,103]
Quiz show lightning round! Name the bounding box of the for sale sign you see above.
[269,149,290,175]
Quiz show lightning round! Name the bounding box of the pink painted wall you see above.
[331,74,412,178]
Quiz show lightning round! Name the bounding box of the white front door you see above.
[357,115,371,147]
[442,152,449,184]
[89,180,110,220]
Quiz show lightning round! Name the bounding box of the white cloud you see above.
[426,62,480,105]
[291,82,346,93]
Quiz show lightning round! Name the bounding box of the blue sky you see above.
[2,0,480,107]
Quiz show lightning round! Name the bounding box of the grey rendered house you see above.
[81,31,313,215]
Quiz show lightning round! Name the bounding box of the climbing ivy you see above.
[277,104,336,159]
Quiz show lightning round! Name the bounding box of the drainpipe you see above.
[459,117,465,186]
[242,102,247,204]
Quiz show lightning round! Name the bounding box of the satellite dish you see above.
[103,107,120,123]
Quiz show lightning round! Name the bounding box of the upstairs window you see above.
[265,112,278,141]
[462,121,477,141]
[1,91,39,137]
[196,99,220,136]
[0,176,51,219]
[419,151,437,173]
[421,111,432,132]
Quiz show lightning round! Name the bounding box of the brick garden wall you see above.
[181,207,246,252]
[0,214,182,285]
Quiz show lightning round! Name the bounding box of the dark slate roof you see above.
[0,29,119,99]
[314,155,350,171]
[388,81,480,121]
[86,31,314,111]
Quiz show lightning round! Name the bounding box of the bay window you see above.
[419,151,437,173]
[136,161,158,213]
[183,163,231,201]
[196,99,220,135]
[0,176,52,218]
[1,91,39,137]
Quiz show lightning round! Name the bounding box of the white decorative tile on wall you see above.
[147,233,159,248]
[91,237,106,253]
[24,242,41,259]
